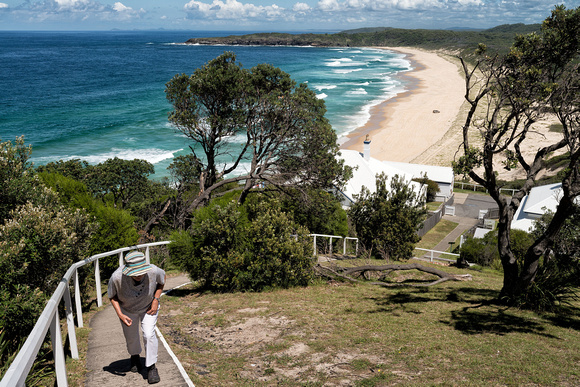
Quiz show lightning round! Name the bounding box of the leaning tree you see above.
[165,52,351,228]
[453,5,580,304]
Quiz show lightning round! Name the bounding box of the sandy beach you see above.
[340,47,466,165]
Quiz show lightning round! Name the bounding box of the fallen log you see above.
[315,262,472,287]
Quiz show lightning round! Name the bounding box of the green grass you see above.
[416,219,458,250]
[158,269,580,386]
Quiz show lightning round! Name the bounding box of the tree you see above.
[89,157,155,209]
[349,173,426,260]
[165,52,350,227]
[453,5,580,304]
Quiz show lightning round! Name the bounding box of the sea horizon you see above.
[0,30,412,179]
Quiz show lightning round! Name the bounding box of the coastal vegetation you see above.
[453,5,580,306]
[1,5,579,384]
[185,23,540,55]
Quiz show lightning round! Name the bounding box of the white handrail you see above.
[309,234,358,257]
[0,241,171,387]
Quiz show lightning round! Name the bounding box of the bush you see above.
[169,198,313,292]
[349,173,426,260]
[39,172,139,278]
[459,228,534,269]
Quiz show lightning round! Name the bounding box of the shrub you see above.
[459,228,534,270]
[169,198,312,292]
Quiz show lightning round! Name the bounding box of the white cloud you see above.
[0,2,8,8]
[113,2,132,12]
[293,2,311,12]
[184,0,285,20]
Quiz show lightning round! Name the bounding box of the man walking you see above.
[108,250,166,384]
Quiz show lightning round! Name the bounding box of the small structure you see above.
[511,183,563,232]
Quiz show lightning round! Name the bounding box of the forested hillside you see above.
[186,23,541,54]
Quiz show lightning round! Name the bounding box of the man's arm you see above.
[110,295,133,326]
[146,274,166,315]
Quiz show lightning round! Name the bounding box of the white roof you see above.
[381,160,454,184]
[511,183,562,232]
[337,149,424,203]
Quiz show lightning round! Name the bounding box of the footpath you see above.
[85,274,193,387]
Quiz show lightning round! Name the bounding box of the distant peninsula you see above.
[185,24,540,52]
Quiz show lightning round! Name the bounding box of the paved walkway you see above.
[85,274,193,387]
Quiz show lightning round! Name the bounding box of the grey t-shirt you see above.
[107,264,165,314]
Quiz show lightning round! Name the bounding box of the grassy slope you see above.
[160,267,580,386]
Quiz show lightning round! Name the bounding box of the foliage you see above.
[89,157,155,209]
[38,172,139,277]
[349,173,426,260]
[280,188,348,236]
[185,23,541,55]
[454,5,580,303]
[36,158,93,182]
[516,207,580,311]
[169,198,312,292]
[0,137,44,224]
[165,52,351,226]
[460,229,534,270]
[0,200,95,377]
[413,175,440,202]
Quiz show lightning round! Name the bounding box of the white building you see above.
[336,138,453,207]
[511,183,563,232]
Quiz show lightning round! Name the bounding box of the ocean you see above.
[0,30,412,178]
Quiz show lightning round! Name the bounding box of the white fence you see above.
[414,247,460,264]
[455,181,518,196]
[0,241,171,387]
[310,234,358,257]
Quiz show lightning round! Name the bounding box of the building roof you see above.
[511,183,562,232]
[381,160,454,184]
[337,149,424,203]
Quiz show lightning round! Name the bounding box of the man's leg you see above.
[120,309,142,357]
[140,307,159,368]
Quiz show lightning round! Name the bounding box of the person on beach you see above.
[108,250,166,384]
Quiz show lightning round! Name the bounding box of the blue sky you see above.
[0,0,577,31]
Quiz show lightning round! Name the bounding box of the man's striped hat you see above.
[122,251,152,277]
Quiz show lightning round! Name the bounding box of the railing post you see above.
[74,269,83,328]
[430,250,434,262]
[145,246,150,264]
[355,240,358,257]
[95,258,102,308]
[50,309,68,387]
[119,251,124,267]
[343,238,347,255]
[64,284,79,359]
[313,235,317,257]
[329,237,333,255]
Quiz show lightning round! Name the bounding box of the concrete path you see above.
[85,274,193,387]
[432,215,479,253]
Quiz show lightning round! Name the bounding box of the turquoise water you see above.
[0,31,412,178]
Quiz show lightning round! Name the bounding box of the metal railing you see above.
[0,241,171,387]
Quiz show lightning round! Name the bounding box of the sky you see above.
[0,0,578,31]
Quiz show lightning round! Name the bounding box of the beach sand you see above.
[340,47,466,165]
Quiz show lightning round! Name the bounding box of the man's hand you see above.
[120,314,133,327]
[147,299,159,315]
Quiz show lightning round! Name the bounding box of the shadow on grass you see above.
[164,286,203,298]
[366,286,498,315]
[448,307,559,338]
[544,306,580,332]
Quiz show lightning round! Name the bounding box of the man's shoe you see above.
[130,355,141,373]
[148,364,160,384]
